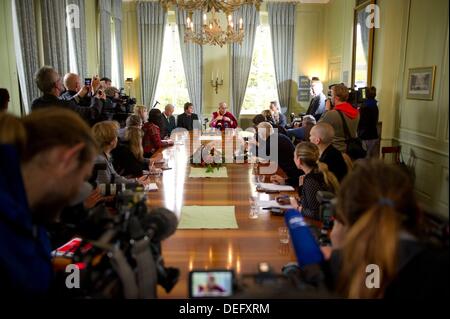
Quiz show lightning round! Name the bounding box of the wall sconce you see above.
[211,71,223,94]
[125,77,133,96]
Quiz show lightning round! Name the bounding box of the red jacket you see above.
[142,122,162,154]
[210,111,238,130]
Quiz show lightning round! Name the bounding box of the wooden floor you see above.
[147,133,297,298]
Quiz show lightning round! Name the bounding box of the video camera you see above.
[316,191,337,246]
[53,186,179,299]
[348,86,367,107]
[118,88,137,113]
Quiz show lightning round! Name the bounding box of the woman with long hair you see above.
[272,142,339,220]
[292,142,339,219]
[329,160,448,298]
[111,115,151,177]
[142,108,173,158]
[92,121,150,185]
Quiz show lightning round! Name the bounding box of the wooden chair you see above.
[342,153,354,172]
[381,146,401,164]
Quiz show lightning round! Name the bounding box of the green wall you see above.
[392,0,449,217]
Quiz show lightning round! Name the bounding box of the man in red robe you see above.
[209,102,238,130]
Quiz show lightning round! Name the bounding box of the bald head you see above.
[218,102,228,115]
[63,73,81,92]
[310,122,334,146]
[164,104,174,117]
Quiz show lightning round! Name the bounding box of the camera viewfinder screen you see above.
[190,271,233,298]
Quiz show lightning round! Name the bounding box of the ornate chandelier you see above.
[159,0,263,47]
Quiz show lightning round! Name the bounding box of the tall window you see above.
[354,23,368,89]
[154,24,190,115]
[111,18,120,87]
[241,24,278,115]
[67,26,78,74]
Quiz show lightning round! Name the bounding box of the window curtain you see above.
[41,0,70,75]
[99,0,112,79]
[137,1,167,108]
[112,0,124,88]
[357,9,369,62]
[176,9,203,116]
[12,0,40,114]
[66,0,87,79]
[230,4,259,119]
[268,2,296,114]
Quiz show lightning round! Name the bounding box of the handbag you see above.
[337,110,367,160]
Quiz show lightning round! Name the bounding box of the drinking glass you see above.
[257,175,266,184]
[249,196,259,219]
[278,227,290,244]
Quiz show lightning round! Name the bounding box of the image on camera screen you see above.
[189,271,233,298]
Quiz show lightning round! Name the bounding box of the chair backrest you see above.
[342,153,354,172]
[381,146,401,164]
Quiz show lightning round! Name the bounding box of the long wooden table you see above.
[147,133,297,298]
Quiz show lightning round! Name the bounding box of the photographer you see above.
[60,73,99,107]
[31,67,105,125]
[319,84,360,153]
[0,108,98,297]
[357,86,379,158]
[327,160,449,298]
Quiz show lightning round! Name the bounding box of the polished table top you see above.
[147,134,298,298]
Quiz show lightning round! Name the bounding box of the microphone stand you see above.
[152,101,160,109]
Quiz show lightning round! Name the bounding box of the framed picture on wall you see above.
[407,66,436,100]
[298,76,311,89]
[297,89,310,102]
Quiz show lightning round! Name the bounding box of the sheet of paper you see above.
[178,206,238,229]
[144,183,158,191]
[189,167,228,178]
[257,183,295,192]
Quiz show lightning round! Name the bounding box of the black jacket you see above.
[176,113,199,131]
[111,141,147,178]
[306,93,326,120]
[358,99,379,140]
[320,144,348,182]
[31,94,103,125]
[260,133,302,187]
[161,113,176,137]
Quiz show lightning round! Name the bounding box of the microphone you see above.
[284,209,325,286]
[140,207,178,242]
[152,101,160,109]
[284,209,324,267]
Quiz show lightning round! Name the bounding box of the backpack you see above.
[336,111,367,160]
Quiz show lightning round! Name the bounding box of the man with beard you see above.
[0,108,98,297]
